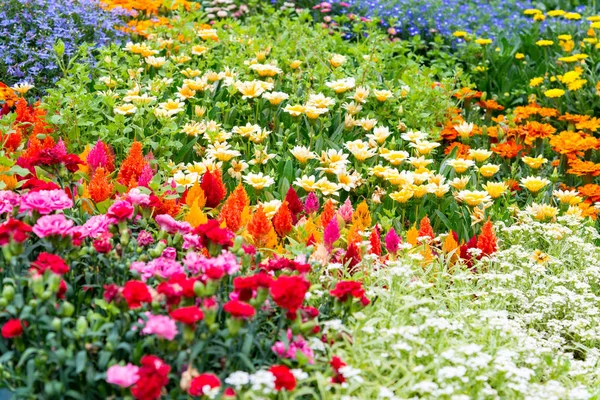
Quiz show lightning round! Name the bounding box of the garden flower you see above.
[456,190,492,207]
[243,172,275,190]
[390,189,414,203]
[447,159,475,173]
[270,275,310,317]
[1,319,23,339]
[283,104,306,116]
[374,89,393,101]
[30,252,69,275]
[468,149,492,162]
[482,182,508,199]
[0,191,20,214]
[521,176,551,193]
[131,355,170,400]
[544,89,565,98]
[106,364,140,388]
[142,313,178,340]
[235,80,267,98]
[20,189,73,215]
[522,156,548,169]
[122,281,152,309]
[478,164,500,178]
[157,99,185,116]
[170,306,204,325]
[475,38,492,45]
[269,365,296,391]
[189,373,221,398]
[553,189,581,205]
[114,104,137,115]
[326,77,355,93]
[33,214,74,238]
[263,91,289,105]
[224,300,256,319]
[329,54,347,68]
[526,202,559,220]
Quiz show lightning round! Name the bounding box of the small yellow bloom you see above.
[453,31,467,38]
[290,60,302,69]
[515,53,525,60]
[479,164,500,178]
[529,77,544,87]
[390,189,414,203]
[548,10,566,17]
[475,38,493,45]
[564,12,581,20]
[521,176,550,193]
[447,159,475,174]
[524,8,542,15]
[544,88,565,98]
[522,156,547,169]
[535,39,554,46]
[456,190,492,207]
[482,182,507,199]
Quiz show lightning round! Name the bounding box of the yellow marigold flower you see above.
[544,88,565,98]
[522,156,547,169]
[534,14,545,21]
[529,77,544,87]
[558,55,579,63]
[479,164,500,178]
[559,69,582,84]
[536,39,554,46]
[564,12,581,20]
[588,16,600,21]
[524,8,542,15]
[475,38,493,45]
[453,31,467,38]
[390,189,414,203]
[515,53,525,59]
[521,176,550,193]
[568,79,587,91]
[548,10,566,17]
[329,54,347,68]
[410,185,429,198]
[290,60,302,69]
[482,182,507,199]
[456,190,492,206]
[558,34,573,41]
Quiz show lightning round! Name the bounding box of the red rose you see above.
[30,252,70,275]
[223,300,255,319]
[122,281,152,309]
[1,319,23,338]
[188,373,221,396]
[0,218,32,245]
[170,306,204,325]
[270,275,310,316]
[131,355,170,400]
[193,219,233,248]
[269,365,296,391]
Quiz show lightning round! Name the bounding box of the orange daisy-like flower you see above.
[577,201,598,220]
[478,99,505,111]
[444,142,471,159]
[453,87,482,101]
[491,140,523,159]
[519,121,556,144]
[578,184,600,202]
[567,158,600,177]
[549,131,600,155]
[513,102,559,123]
[558,113,590,125]
[576,117,600,133]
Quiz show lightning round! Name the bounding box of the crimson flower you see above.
[0,218,32,245]
[170,306,204,325]
[122,281,152,309]
[270,275,310,317]
[1,319,23,339]
[131,355,170,400]
[269,365,296,391]
[30,252,69,275]
[193,219,233,248]
[188,373,221,396]
[223,300,256,319]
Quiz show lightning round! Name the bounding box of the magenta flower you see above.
[0,191,20,214]
[304,192,320,214]
[147,257,184,279]
[385,228,401,254]
[183,250,240,276]
[106,363,140,388]
[137,164,154,187]
[323,217,340,251]
[107,199,134,221]
[87,140,109,172]
[33,214,74,238]
[141,313,178,340]
[20,189,73,215]
[155,214,191,234]
[80,214,114,238]
[136,230,154,246]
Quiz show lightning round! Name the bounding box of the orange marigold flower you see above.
[478,99,505,111]
[549,131,600,154]
[558,113,590,124]
[491,141,523,159]
[577,201,598,220]
[88,167,114,203]
[513,102,559,123]
[444,142,471,159]
[519,121,556,144]
[578,184,600,202]
[453,87,482,100]
[272,201,293,238]
[576,117,600,132]
[567,158,600,176]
